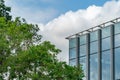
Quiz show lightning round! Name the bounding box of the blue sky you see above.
[6,0,112,23]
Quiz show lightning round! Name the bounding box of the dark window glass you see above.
[114,22,120,34]
[80,57,86,80]
[115,48,120,80]
[102,37,110,51]
[102,26,110,38]
[90,54,98,80]
[69,59,76,66]
[115,34,120,47]
[69,38,76,48]
[79,45,86,56]
[90,31,98,42]
[90,41,98,54]
[79,35,86,45]
[69,48,76,59]
[102,50,110,80]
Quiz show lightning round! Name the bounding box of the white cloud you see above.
[40,0,120,63]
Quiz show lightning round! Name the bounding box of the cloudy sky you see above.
[5,0,120,63]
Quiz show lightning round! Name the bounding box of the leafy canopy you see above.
[0,0,84,80]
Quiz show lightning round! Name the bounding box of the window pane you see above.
[69,59,76,66]
[115,34,120,47]
[115,48,120,80]
[102,26,110,38]
[79,45,86,56]
[80,57,86,80]
[69,38,76,48]
[115,22,120,34]
[90,54,98,80]
[102,37,110,51]
[79,35,86,45]
[69,48,76,59]
[102,50,110,80]
[90,41,98,54]
[90,31,98,42]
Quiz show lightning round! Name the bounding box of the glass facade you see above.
[68,20,120,80]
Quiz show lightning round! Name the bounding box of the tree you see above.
[0,41,84,80]
[0,0,84,80]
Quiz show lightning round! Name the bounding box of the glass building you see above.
[66,18,120,80]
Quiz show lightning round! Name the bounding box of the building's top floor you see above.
[66,17,120,40]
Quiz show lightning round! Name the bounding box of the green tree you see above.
[0,0,84,80]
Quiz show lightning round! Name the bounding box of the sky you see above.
[5,0,120,63]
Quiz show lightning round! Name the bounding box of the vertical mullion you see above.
[76,35,79,66]
[98,29,102,80]
[86,33,90,80]
[111,25,115,80]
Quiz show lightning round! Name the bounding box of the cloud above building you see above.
[39,0,120,63]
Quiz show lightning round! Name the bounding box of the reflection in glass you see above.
[80,57,86,80]
[115,22,120,34]
[102,26,110,38]
[79,35,86,45]
[102,37,110,51]
[90,31,98,42]
[69,38,76,48]
[115,34,120,47]
[90,54,98,80]
[102,50,110,80]
[90,41,98,54]
[115,48,120,80]
[69,59,76,66]
[69,48,76,59]
[79,45,86,56]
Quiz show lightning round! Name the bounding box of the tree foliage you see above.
[0,0,84,80]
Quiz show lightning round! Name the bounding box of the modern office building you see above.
[66,17,120,80]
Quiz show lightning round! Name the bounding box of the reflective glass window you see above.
[69,48,76,59]
[79,35,86,45]
[115,22,120,34]
[102,26,110,38]
[102,37,110,51]
[115,34,120,47]
[90,41,98,54]
[102,50,110,80]
[69,38,76,48]
[80,57,86,80]
[115,48,120,80]
[79,45,86,56]
[69,59,76,66]
[90,54,98,80]
[90,31,98,42]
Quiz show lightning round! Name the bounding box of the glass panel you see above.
[69,59,76,66]
[102,37,110,51]
[69,48,76,59]
[79,35,86,45]
[115,22,120,34]
[90,41,98,54]
[90,54,98,80]
[115,48,120,80]
[115,34,120,47]
[90,30,98,42]
[102,26,110,38]
[80,57,86,80]
[69,38,76,48]
[79,45,86,56]
[102,50,110,80]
